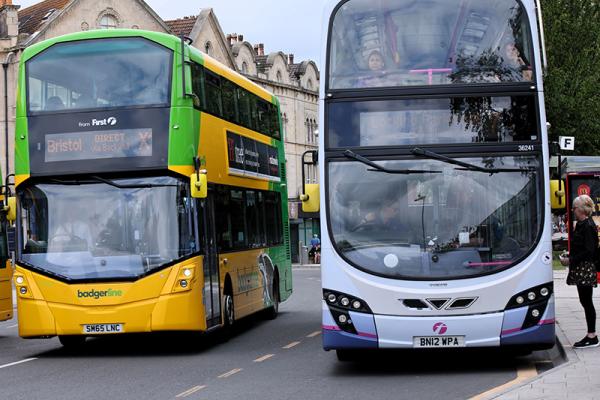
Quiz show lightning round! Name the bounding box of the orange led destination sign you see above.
[45,128,152,162]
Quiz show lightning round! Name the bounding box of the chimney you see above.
[0,0,19,41]
[258,43,264,56]
[254,44,259,54]
[238,34,243,42]
[288,54,294,64]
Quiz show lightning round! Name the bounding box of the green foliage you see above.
[543,0,600,154]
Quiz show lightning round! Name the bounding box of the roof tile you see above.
[164,16,197,37]
[18,0,70,36]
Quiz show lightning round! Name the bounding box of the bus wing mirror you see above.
[550,180,565,209]
[4,197,16,223]
[301,184,320,212]
[190,173,207,199]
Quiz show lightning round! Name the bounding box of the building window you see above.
[241,61,248,74]
[99,14,118,29]
[204,41,212,56]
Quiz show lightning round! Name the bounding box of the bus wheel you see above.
[59,335,86,348]
[223,293,235,333]
[336,349,355,362]
[265,276,280,320]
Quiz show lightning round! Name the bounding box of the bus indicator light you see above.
[527,292,536,301]
[327,294,337,303]
[340,297,350,306]
[19,287,27,295]
[180,280,188,288]
[352,300,361,309]
[540,287,549,297]
[531,309,540,318]
[516,296,524,304]
[338,315,347,324]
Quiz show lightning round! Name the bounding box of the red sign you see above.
[578,184,592,196]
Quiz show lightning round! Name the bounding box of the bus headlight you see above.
[183,269,192,277]
[15,276,24,285]
[506,283,553,310]
[322,289,371,313]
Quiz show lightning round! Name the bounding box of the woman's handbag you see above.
[567,261,598,287]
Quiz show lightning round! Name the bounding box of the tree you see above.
[543,0,600,154]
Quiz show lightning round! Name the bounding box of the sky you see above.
[14,0,326,65]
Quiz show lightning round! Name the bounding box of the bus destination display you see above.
[45,128,153,162]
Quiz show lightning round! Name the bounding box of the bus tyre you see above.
[223,293,235,337]
[265,277,280,320]
[58,335,86,348]
[336,349,355,362]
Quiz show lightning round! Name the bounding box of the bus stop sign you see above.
[559,136,575,151]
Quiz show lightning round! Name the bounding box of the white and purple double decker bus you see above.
[318,0,554,359]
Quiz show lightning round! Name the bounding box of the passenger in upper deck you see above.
[502,43,533,81]
[355,50,392,88]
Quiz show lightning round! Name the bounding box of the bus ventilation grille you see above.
[280,162,286,181]
[283,224,291,259]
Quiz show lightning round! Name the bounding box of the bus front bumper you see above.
[322,300,555,350]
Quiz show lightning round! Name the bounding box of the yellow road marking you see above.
[218,368,242,378]
[468,363,537,400]
[282,341,301,349]
[307,331,321,338]
[175,385,206,398]
[254,354,275,363]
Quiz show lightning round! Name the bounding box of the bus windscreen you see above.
[26,37,172,113]
[328,0,534,89]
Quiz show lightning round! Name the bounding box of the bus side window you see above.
[191,63,206,110]
[222,80,238,123]
[214,187,232,252]
[204,70,223,117]
[237,88,251,128]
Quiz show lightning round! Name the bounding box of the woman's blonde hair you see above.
[574,194,595,217]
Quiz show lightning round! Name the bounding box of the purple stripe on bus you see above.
[502,318,556,335]
[501,327,521,335]
[323,325,341,331]
[539,318,555,325]
[358,332,377,339]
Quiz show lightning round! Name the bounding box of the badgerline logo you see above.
[77,289,123,299]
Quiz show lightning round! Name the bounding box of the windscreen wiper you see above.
[90,176,178,189]
[50,177,178,189]
[410,148,535,175]
[343,150,441,174]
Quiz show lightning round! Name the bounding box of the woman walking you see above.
[560,194,600,348]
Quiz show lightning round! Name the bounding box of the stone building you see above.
[0,0,319,262]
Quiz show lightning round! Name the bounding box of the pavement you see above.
[493,270,600,400]
[294,263,600,400]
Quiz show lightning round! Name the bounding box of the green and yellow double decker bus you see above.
[11,29,291,346]
[0,182,13,322]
